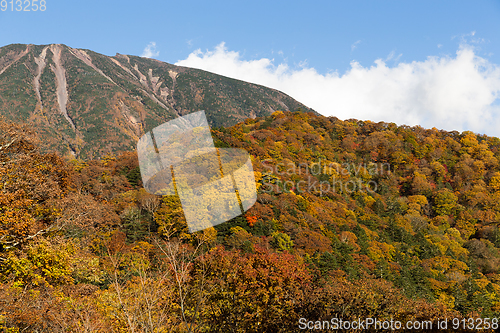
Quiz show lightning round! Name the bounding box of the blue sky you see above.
[1,0,500,136]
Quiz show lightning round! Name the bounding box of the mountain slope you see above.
[3,111,500,331]
[0,43,314,158]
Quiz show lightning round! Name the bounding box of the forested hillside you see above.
[2,111,500,332]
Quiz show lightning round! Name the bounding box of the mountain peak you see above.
[0,43,314,159]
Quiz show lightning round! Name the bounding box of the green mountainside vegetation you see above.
[0,43,313,159]
[2,110,500,332]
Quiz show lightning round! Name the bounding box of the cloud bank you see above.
[176,42,500,138]
[141,42,159,58]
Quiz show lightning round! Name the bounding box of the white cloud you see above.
[453,31,486,45]
[176,42,500,138]
[141,42,159,58]
[351,40,361,52]
[385,50,402,63]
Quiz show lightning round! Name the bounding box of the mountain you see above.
[0,43,314,159]
[6,43,500,331]
[2,111,500,331]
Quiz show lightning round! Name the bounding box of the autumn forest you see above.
[2,110,500,332]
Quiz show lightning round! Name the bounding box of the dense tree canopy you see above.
[2,111,500,332]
